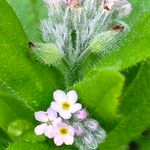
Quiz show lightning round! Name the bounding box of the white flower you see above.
[52,123,75,146]
[34,108,62,138]
[51,90,82,119]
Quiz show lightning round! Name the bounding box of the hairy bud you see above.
[32,43,63,66]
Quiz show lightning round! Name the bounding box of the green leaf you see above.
[73,69,125,130]
[84,12,150,74]
[7,140,50,150]
[6,0,46,41]
[0,81,32,132]
[138,136,150,150]
[94,12,150,71]
[128,0,150,24]
[100,61,150,150]
[0,128,11,149]
[0,0,64,111]
[7,140,77,150]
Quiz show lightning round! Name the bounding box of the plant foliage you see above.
[0,0,150,149]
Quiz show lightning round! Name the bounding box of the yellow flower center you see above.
[59,128,68,136]
[62,102,70,110]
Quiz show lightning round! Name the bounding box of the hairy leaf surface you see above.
[6,0,46,41]
[0,0,64,111]
[74,69,125,130]
[100,61,150,149]
[94,13,150,71]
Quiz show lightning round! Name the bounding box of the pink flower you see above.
[122,3,132,16]
[34,108,62,138]
[74,109,88,120]
[51,90,82,119]
[52,123,75,146]
[104,0,132,15]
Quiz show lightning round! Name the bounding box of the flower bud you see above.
[104,0,132,16]
[83,132,98,149]
[85,119,99,131]
[32,43,63,66]
[74,127,84,136]
[73,122,85,136]
[94,128,107,143]
[74,109,88,120]
[122,3,132,16]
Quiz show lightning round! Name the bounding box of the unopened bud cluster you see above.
[32,0,132,66]
[72,109,106,150]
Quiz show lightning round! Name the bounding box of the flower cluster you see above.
[34,90,106,149]
[32,0,132,68]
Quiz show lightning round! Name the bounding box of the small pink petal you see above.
[53,117,62,126]
[70,103,82,113]
[75,128,84,136]
[59,111,72,119]
[51,102,60,112]
[64,136,74,145]
[54,136,64,146]
[122,3,132,15]
[34,123,47,135]
[53,90,66,104]
[73,122,84,136]
[68,126,75,136]
[75,109,88,120]
[47,108,57,120]
[57,122,68,128]
[44,126,54,139]
[67,90,78,104]
[34,111,48,122]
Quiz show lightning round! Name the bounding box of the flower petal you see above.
[44,125,54,139]
[68,126,75,136]
[51,102,60,112]
[34,123,47,135]
[59,111,72,119]
[47,108,57,120]
[64,136,74,145]
[53,117,62,126]
[53,90,66,103]
[34,111,48,122]
[54,136,64,146]
[67,90,78,104]
[122,3,132,16]
[70,103,82,113]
